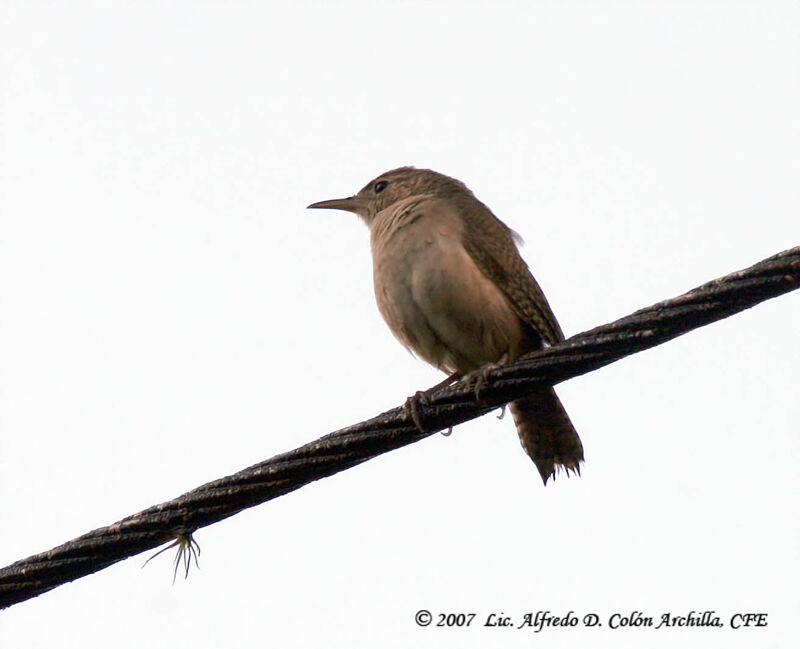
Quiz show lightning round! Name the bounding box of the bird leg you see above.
[463,353,509,402]
[404,371,462,433]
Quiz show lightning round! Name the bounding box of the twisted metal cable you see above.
[1,246,798,608]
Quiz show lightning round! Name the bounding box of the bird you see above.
[308,167,583,484]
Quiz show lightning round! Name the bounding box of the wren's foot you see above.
[404,390,430,433]
[463,353,509,402]
[403,372,462,433]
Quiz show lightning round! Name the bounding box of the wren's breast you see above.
[370,196,526,374]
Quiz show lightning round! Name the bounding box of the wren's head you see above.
[307,167,476,225]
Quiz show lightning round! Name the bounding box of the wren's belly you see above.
[372,221,525,374]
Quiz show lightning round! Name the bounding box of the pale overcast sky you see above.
[1,2,798,648]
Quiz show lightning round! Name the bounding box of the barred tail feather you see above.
[510,387,584,485]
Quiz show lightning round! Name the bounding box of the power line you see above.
[1,246,797,609]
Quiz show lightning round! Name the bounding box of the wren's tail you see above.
[510,387,584,485]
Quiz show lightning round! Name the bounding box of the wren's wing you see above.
[458,198,565,345]
[452,194,583,484]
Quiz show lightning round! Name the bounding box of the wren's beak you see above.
[307,196,363,213]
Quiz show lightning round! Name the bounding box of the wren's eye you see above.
[373,180,389,194]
